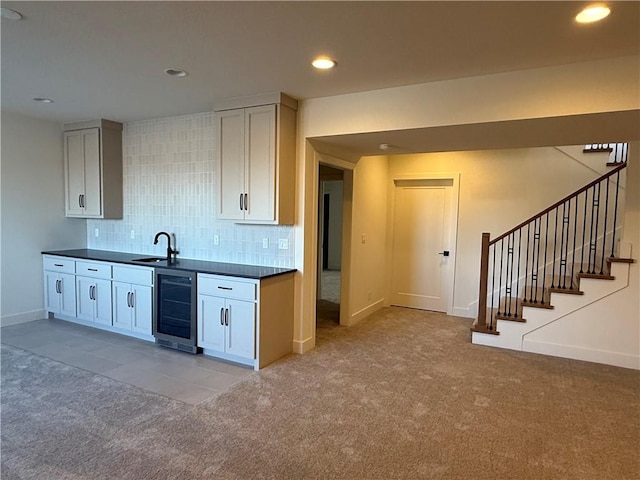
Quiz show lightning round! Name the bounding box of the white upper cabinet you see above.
[216,93,297,225]
[63,119,123,219]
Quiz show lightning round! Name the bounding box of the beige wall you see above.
[345,156,388,324]
[1,112,86,325]
[294,56,640,352]
[385,147,608,317]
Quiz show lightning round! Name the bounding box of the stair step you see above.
[607,257,634,264]
[577,272,614,280]
[549,286,584,295]
[522,300,554,309]
[470,322,500,335]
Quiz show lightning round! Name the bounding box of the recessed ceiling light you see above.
[33,97,54,104]
[312,57,336,70]
[164,68,188,77]
[575,4,611,23]
[1,7,23,20]
[379,143,391,151]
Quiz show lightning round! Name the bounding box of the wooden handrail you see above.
[490,163,626,245]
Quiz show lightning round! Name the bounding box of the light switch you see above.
[361,234,366,244]
[213,235,220,246]
[278,239,289,250]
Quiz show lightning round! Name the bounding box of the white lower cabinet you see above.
[43,256,77,318]
[43,255,154,341]
[198,295,255,360]
[197,272,294,370]
[44,271,77,317]
[197,274,256,364]
[76,276,112,325]
[112,265,154,336]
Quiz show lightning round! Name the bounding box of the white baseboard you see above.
[1,309,46,327]
[523,339,640,370]
[451,305,475,318]
[292,336,315,354]
[348,299,384,326]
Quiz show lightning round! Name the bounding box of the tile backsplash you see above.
[87,112,295,267]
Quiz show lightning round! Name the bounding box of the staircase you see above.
[471,144,635,367]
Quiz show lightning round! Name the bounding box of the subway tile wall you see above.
[87,112,295,267]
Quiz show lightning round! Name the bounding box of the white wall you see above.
[1,112,87,325]
[345,155,388,325]
[86,112,295,268]
[522,142,640,369]
[385,146,609,317]
[294,56,640,352]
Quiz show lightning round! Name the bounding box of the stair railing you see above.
[583,143,629,166]
[474,160,627,334]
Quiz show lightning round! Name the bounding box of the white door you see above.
[112,281,132,329]
[59,273,77,317]
[391,180,453,312]
[198,295,226,352]
[82,129,102,217]
[245,105,276,222]
[65,131,85,216]
[226,299,255,359]
[76,276,95,322]
[217,109,245,220]
[93,278,112,326]
[45,272,61,313]
[131,285,153,335]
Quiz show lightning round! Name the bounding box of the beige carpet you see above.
[2,307,639,479]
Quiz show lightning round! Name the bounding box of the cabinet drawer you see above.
[76,261,112,279]
[112,265,154,286]
[43,256,75,274]
[198,274,256,301]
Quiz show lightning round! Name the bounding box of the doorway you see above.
[317,165,344,336]
[390,177,457,313]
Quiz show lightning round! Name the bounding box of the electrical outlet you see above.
[130,230,135,239]
[278,239,288,250]
[94,228,99,238]
[213,235,220,246]
[262,238,269,249]
[361,234,366,244]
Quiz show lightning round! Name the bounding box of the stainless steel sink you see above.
[132,257,167,263]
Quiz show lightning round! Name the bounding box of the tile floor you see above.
[1,318,255,405]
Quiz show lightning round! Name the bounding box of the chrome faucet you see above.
[153,231,178,263]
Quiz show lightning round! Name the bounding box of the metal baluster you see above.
[580,188,589,273]
[571,195,579,290]
[507,233,514,317]
[541,214,549,304]
[525,223,531,303]
[558,203,566,288]
[533,217,542,303]
[611,169,621,258]
[601,173,611,272]
[551,207,559,288]
[515,229,522,319]
[589,184,600,273]
[490,244,496,330]
[562,200,571,289]
[498,238,504,316]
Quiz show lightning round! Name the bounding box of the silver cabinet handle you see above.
[54,264,63,267]
[217,286,232,291]
[88,268,98,272]
[239,193,244,211]
[244,193,248,211]
[89,285,93,300]
[78,194,82,208]
[130,291,134,309]
[224,307,229,326]
[220,307,224,325]
[55,279,60,294]
[126,292,131,308]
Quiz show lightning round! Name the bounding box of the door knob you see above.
[438,251,450,257]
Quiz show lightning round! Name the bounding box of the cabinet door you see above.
[226,299,256,360]
[93,278,112,326]
[112,281,132,330]
[244,105,276,222]
[76,276,95,322]
[65,131,86,216]
[44,272,59,313]
[59,273,77,318]
[197,295,226,352]
[217,109,245,220]
[82,129,102,216]
[131,285,152,335]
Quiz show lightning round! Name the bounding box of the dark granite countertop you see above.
[42,249,296,280]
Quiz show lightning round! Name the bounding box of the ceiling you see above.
[2,1,639,127]
[0,1,640,160]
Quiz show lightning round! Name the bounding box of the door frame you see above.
[385,172,460,316]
